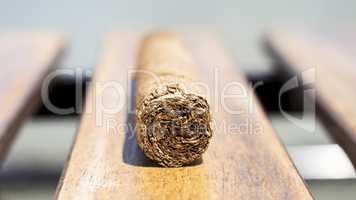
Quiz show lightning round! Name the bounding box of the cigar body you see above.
[135,32,212,167]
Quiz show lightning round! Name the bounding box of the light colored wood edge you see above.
[0,33,65,162]
[264,32,356,167]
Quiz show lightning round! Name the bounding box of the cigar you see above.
[135,31,213,167]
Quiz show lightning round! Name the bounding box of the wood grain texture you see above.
[56,32,312,200]
[265,28,356,166]
[0,32,65,162]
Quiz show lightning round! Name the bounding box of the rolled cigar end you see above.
[135,32,212,167]
[136,80,212,167]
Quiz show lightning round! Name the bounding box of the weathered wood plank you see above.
[0,32,65,161]
[56,32,312,200]
[265,28,356,166]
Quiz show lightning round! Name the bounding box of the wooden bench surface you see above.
[265,28,356,166]
[0,32,64,161]
[56,32,312,199]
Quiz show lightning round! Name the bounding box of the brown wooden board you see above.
[265,28,356,167]
[56,32,312,199]
[0,32,65,162]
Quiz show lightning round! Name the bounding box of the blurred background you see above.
[1,0,356,199]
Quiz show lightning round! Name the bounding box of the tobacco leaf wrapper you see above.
[135,32,213,167]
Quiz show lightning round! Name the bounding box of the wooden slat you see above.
[56,32,312,199]
[0,32,64,161]
[265,29,356,166]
